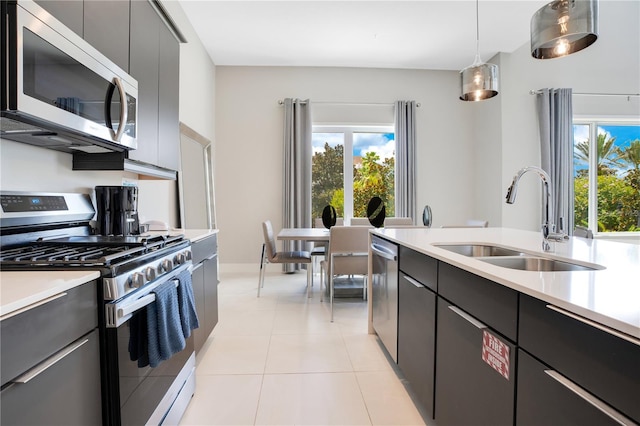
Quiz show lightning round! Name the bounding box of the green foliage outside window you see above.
[312,143,395,220]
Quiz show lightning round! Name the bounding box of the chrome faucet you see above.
[506,166,566,252]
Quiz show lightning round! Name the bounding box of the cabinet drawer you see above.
[435,297,516,426]
[399,246,437,291]
[192,234,218,264]
[519,294,640,423]
[438,262,518,341]
[1,329,102,426]
[517,349,629,426]
[1,281,97,386]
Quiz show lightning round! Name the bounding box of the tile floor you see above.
[179,268,428,426]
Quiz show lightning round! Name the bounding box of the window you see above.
[312,126,395,221]
[573,121,640,234]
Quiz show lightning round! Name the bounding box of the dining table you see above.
[276,227,330,243]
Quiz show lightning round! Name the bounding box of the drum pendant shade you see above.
[460,0,499,102]
[531,0,598,59]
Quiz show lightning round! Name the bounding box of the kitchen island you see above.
[368,227,639,426]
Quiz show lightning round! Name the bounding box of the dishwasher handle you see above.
[371,243,397,261]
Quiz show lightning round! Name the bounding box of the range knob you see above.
[174,253,186,265]
[145,267,156,281]
[160,259,173,273]
[128,272,145,289]
[184,250,192,261]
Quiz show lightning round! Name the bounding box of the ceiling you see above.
[177,0,551,71]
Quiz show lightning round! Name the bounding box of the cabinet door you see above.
[191,262,206,353]
[517,349,625,426]
[204,256,219,336]
[397,274,436,417]
[0,329,102,426]
[157,22,180,171]
[83,0,130,71]
[33,0,83,36]
[435,297,516,426]
[128,0,160,165]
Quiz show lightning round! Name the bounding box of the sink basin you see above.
[480,256,603,272]
[434,244,524,257]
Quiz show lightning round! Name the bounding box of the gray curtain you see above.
[536,88,574,235]
[282,98,312,271]
[395,101,417,222]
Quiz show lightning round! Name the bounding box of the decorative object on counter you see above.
[459,0,499,101]
[422,205,433,227]
[505,166,567,252]
[367,196,386,228]
[321,205,337,228]
[531,0,598,59]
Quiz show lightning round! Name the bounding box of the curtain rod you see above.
[277,100,421,107]
[529,90,640,98]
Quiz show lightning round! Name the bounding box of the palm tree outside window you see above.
[573,121,640,234]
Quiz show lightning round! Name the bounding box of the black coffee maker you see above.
[95,186,140,236]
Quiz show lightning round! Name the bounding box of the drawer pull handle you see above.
[448,305,487,329]
[0,292,68,321]
[544,370,634,425]
[546,305,640,347]
[403,275,425,289]
[13,338,90,384]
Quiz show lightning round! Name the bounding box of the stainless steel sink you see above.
[434,244,524,257]
[480,256,603,272]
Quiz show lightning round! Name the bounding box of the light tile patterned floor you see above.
[179,268,427,426]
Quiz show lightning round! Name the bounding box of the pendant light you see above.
[460,0,499,102]
[531,0,598,59]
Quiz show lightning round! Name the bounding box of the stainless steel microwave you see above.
[1,0,138,153]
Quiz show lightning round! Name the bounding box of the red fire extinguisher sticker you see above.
[481,330,510,380]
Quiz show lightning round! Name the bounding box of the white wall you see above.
[215,66,476,264]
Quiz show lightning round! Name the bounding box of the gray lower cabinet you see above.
[518,294,640,424]
[0,281,101,425]
[1,329,102,426]
[516,349,621,426]
[434,296,516,426]
[397,273,436,418]
[192,234,219,353]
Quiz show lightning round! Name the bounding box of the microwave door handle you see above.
[113,77,128,142]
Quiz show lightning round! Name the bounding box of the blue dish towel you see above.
[147,281,186,368]
[128,308,149,368]
[176,268,200,338]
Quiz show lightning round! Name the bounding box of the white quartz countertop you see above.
[372,227,640,339]
[145,228,218,243]
[0,270,100,319]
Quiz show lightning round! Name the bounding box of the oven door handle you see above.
[117,280,178,320]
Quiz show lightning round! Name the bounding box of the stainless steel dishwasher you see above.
[371,235,399,362]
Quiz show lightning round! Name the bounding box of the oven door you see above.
[103,263,196,426]
[2,0,138,152]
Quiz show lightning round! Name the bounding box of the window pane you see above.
[595,125,640,232]
[352,132,395,218]
[573,124,590,229]
[312,133,344,221]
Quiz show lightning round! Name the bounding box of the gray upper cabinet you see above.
[128,0,160,166]
[34,0,130,72]
[157,22,180,172]
[83,0,130,72]
[128,0,180,171]
[33,1,83,35]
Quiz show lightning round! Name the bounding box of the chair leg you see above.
[257,244,266,297]
[306,263,312,298]
[320,264,324,303]
[330,273,334,322]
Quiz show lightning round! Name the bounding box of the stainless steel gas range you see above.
[0,191,197,425]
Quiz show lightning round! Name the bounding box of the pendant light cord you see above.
[474,0,482,65]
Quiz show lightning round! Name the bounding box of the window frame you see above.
[573,117,640,238]
[312,124,395,222]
